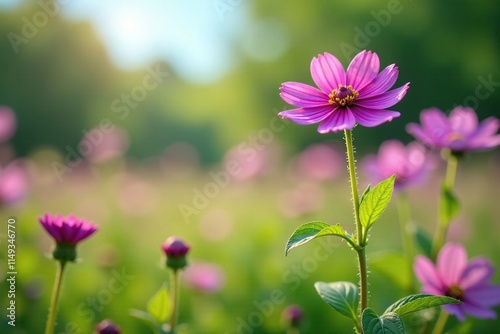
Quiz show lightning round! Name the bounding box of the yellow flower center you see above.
[445,284,464,300]
[328,84,359,107]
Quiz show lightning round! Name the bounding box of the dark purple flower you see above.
[406,106,500,153]
[362,140,435,190]
[39,213,98,245]
[279,50,409,133]
[161,237,190,270]
[282,304,303,328]
[414,243,500,321]
[94,319,121,334]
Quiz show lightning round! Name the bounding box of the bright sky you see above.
[1,0,251,84]
[2,0,290,84]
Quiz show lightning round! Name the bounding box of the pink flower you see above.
[0,106,16,142]
[183,262,225,293]
[81,127,129,163]
[94,319,121,334]
[39,213,98,244]
[161,237,190,270]
[293,143,343,182]
[406,106,500,153]
[279,50,409,133]
[0,160,28,206]
[414,243,500,321]
[362,140,435,190]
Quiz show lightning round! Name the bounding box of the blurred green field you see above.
[1,148,499,333]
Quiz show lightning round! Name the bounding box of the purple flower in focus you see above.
[363,140,435,190]
[183,262,225,293]
[406,106,500,153]
[414,243,500,321]
[279,50,409,133]
[0,106,16,142]
[39,213,98,244]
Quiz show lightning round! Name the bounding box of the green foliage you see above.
[147,284,170,324]
[314,281,359,322]
[359,175,395,244]
[362,308,406,334]
[414,226,433,258]
[285,221,355,255]
[369,251,411,291]
[384,294,461,316]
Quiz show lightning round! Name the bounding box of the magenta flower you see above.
[39,213,98,245]
[279,50,409,133]
[362,140,435,190]
[282,304,304,328]
[414,243,500,321]
[406,106,500,153]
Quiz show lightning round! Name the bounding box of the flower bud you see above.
[161,237,190,270]
[94,319,121,334]
[283,304,303,328]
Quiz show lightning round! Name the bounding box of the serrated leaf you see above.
[314,281,359,321]
[440,186,460,223]
[360,185,371,205]
[359,175,395,232]
[362,308,406,334]
[285,222,354,255]
[384,294,461,316]
[147,284,170,324]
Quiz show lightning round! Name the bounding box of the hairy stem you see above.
[344,130,368,321]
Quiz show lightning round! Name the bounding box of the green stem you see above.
[169,269,180,332]
[45,260,66,334]
[431,310,449,334]
[396,193,415,294]
[431,153,459,259]
[344,130,368,320]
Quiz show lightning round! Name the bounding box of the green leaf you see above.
[147,284,170,324]
[314,281,359,321]
[362,308,406,334]
[285,221,354,255]
[384,294,461,316]
[359,175,395,232]
[129,309,160,332]
[440,186,460,223]
[360,185,371,205]
[414,226,432,258]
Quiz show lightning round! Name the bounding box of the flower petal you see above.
[465,284,500,307]
[280,82,329,107]
[350,106,400,127]
[360,64,399,98]
[317,108,356,133]
[461,302,497,319]
[310,53,346,93]
[407,108,450,148]
[443,304,467,322]
[468,117,500,149]
[414,255,445,293]
[437,243,467,286]
[460,258,495,290]
[279,106,333,125]
[346,50,380,90]
[356,83,409,109]
[449,107,478,136]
